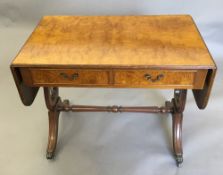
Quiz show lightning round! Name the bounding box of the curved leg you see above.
[44,87,61,159]
[44,87,59,111]
[172,112,183,166]
[171,89,187,167]
[46,110,60,159]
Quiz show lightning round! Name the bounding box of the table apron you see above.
[19,68,207,89]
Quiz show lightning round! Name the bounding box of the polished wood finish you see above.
[12,15,215,68]
[23,68,109,86]
[10,67,39,106]
[193,69,216,109]
[44,86,185,166]
[11,15,217,108]
[171,89,187,166]
[57,101,173,113]
[113,69,206,88]
[19,67,207,89]
[10,15,217,166]
[44,87,61,159]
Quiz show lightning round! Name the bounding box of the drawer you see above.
[20,68,109,86]
[114,69,207,89]
[20,68,207,89]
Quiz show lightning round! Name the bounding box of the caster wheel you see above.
[176,155,183,167]
[46,152,54,159]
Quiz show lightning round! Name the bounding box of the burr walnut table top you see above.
[11,15,216,110]
[12,15,215,69]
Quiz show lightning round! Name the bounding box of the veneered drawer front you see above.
[114,69,207,89]
[21,68,109,86]
[20,68,207,89]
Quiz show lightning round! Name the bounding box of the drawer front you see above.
[22,68,109,86]
[20,68,207,89]
[114,70,207,89]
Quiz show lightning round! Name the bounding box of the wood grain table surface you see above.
[12,15,215,69]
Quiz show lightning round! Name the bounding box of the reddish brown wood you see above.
[193,69,216,109]
[46,110,60,159]
[44,87,61,159]
[43,87,187,165]
[10,66,39,105]
[170,89,187,166]
[44,87,59,110]
[57,103,173,113]
[42,87,188,166]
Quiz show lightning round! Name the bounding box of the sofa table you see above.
[11,15,216,166]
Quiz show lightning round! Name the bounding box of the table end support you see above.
[170,89,187,167]
[44,87,61,159]
[43,87,187,166]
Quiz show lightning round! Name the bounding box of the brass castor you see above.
[175,155,183,167]
[46,151,54,159]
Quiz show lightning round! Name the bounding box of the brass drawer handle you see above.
[144,74,164,82]
[60,72,79,80]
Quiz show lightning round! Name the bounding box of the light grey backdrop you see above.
[0,1,222,175]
